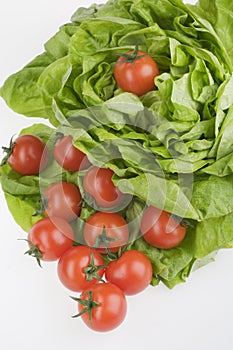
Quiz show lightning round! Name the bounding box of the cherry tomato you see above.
[54,135,91,172]
[83,212,129,253]
[44,182,82,222]
[140,206,186,249]
[26,217,74,264]
[83,166,125,209]
[105,250,152,295]
[73,283,127,332]
[114,47,159,96]
[57,246,105,292]
[4,134,49,175]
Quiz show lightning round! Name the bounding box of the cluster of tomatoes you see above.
[2,131,187,332]
[2,48,187,332]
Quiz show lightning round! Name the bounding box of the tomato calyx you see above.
[19,239,43,267]
[168,213,193,228]
[1,136,16,166]
[93,226,119,257]
[104,246,127,263]
[71,290,99,324]
[32,195,48,216]
[94,226,118,248]
[83,251,105,283]
[116,44,149,65]
[52,132,64,144]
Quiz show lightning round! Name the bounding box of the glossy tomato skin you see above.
[78,283,127,332]
[83,212,129,253]
[114,51,159,96]
[54,135,91,172]
[105,250,152,295]
[140,206,186,249]
[83,166,125,209]
[57,246,105,292]
[44,182,82,222]
[8,134,49,175]
[28,217,74,261]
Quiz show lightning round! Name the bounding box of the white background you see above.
[0,1,233,349]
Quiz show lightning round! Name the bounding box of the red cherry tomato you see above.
[105,250,152,295]
[73,283,127,332]
[114,48,159,96]
[83,166,125,209]
[5,134,49,175]
[57,246,105,292]
[44,182,82,222]
[83,212,129,253]
[140,206,186,249]
[27,217,74,264]
[54,135,91,172]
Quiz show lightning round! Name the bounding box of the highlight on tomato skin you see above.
[43,182,82,222]
[54,135,91,172]
[140,205,187,249]
[73,283,127,332]
[26,216,74,264]
[105,250,153,295]
[83,166,126,209]
[2,134,49,175]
